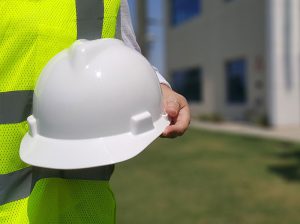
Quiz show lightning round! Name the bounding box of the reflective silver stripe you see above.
[0,165,114,205]
[0,167,33,205]
[115,8,122,39]
[75,0,104,39]
[0,91,33,124]
[31,165,114,183]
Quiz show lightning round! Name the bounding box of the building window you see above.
[226,59,247,104]
[171,67,202,102]
[171,0,201,26]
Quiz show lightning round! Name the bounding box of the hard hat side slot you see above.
[130,112,154,135]
[27,115,38,137]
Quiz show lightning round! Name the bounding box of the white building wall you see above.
[166,0,267,121]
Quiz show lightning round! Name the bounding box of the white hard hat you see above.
[20,39,169,169]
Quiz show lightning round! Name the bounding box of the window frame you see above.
[171,66,203,103]
[170,0,202,27]
[225,58,248,105]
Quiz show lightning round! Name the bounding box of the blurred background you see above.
[111,0,300,223]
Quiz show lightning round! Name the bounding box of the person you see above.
[0,0,190,223]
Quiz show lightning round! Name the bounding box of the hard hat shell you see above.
[20,39,169,169]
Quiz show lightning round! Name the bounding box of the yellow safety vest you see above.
[0,0,121,223]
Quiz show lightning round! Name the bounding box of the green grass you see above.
[111,128,300,224]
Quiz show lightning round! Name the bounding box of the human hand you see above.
[160,84,191,138]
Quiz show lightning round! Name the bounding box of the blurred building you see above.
[165,0,300,127]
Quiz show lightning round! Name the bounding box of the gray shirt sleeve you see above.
[120,0,170,87]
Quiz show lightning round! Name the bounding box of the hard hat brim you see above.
[20,116,169,170]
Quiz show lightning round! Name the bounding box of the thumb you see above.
[165,97,180,118]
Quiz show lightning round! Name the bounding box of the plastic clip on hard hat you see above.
[19,39,170,169]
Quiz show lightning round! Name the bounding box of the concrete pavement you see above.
[190,120,300,143]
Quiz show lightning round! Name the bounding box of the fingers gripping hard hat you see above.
[20,39,170,169]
